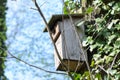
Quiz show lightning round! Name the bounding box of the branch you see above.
[32,0,74,79]
[0,47,66,75]
[98,65,107,74]
[30,7,38,11]
[0,56,14,59]
[110,53,119,70]
[30,1,47,11]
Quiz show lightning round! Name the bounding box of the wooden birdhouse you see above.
[43,14,87,72]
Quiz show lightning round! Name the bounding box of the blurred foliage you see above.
[63,0,81,14]
[0,0,7,80]
[64,0,120,80]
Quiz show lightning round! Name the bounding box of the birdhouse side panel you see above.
[74,19,85,40]
[73,19,88,61]
[54,34,64,68]
[76,24,87,61]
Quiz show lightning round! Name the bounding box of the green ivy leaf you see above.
[95,73,102,80]
[114,38,120,48]
[115,73,120,80]
[81,71,91,80]
[90,60,95,67]
[90,44,97,52]
[109,49,120,57]
[87,36,94,44]
[107,21,114,29]
[95,58,104,64]
[108,19,119,29]
[108,34,117,44]
[115,24,120,30]
[85,7,94,14]
[82,39,88,47]
[93,54,101,61]
[102,5,109,10]
[95,18,103,23]
[109,51,116,57]
[74,74,80,80]
[107,69,117,76]
[105,56,113,64]
[93,0,102,5]
[1,63,5,69]
[103,45,112,54]
[63,6,69,14]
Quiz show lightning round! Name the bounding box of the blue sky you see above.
[5,0,70,80]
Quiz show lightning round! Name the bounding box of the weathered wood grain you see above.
[54,18,87,72]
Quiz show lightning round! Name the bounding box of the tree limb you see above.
[0,47,67,75]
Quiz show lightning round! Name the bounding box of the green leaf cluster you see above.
[0,0,7,80]
[63,0,81,14]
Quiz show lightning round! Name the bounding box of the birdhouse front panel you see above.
[53,17,87,72]
[43,14,87,72]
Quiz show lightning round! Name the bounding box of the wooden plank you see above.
[56,59,84,72]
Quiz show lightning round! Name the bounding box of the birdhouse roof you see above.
[43,14,84,32]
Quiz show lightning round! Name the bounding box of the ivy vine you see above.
[64,0,120,80]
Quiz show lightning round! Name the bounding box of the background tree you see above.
[0,0,7,80]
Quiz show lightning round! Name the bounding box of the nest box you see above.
[43,14,87,72]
